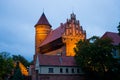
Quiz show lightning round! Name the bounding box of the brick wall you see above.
[38,74,85,80]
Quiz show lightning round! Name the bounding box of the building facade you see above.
[32,54,84,80]
[35,12,86,56]
[30,13,86,80]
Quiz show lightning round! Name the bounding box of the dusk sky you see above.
[0,0,120,61]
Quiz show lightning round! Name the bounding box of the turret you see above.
[35,13,52,54]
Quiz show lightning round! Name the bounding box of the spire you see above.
[70,13,76,20]
[35,12,51,27]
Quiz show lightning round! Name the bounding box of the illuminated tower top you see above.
[35,12,52,54]
[35,12,51,27]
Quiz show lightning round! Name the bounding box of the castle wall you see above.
[62,13,86,56]
[35,25,51,54]
[44,46,66,56]
[32,65,85,80]
[38,74,85,80]
[40,38,64,54]
[32,13,87,80]
[65,39,76,56]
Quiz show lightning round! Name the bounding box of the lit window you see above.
[48,68,54,73]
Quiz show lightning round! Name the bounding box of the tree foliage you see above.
[12,55,30,67]
[0,52,30,80]
[74,36,120,80]
[117,22,120,35]
[11,62,24,80]
[0,52,14,80]
[117,22,120,56]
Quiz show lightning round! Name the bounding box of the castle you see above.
[30,13,86,80]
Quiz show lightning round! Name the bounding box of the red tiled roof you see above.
[37,54,76,66]
[35,12,51,27]
[102,32,120,45]
[40,24,66,47]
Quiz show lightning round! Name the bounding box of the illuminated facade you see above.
[35,13,52,54]
[30,13,86,80]
[14,61,28,76]
[19,62,28,76]
[35,13,86,56]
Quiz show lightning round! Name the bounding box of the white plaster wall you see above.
[38,66,83,74]
[35,56,39,70]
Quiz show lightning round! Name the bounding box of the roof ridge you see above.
[106,31,118,34]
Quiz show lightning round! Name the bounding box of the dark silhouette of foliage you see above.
[117,22,120,35]
[12,55,30,67]
[0,52,14,80]
[74,36,120,80]
[11,62,24,80]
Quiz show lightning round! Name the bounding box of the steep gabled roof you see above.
[35,12,51,27]
[102,32,120,45]
[40,23,66,47]
[37,54,76,66]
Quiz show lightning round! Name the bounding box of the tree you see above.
[12,55,30,67]
[74,36,119,80]
[117,22,120,35]
[0,52,14,80]
[117,22,120,58]
[11,62,24,80]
